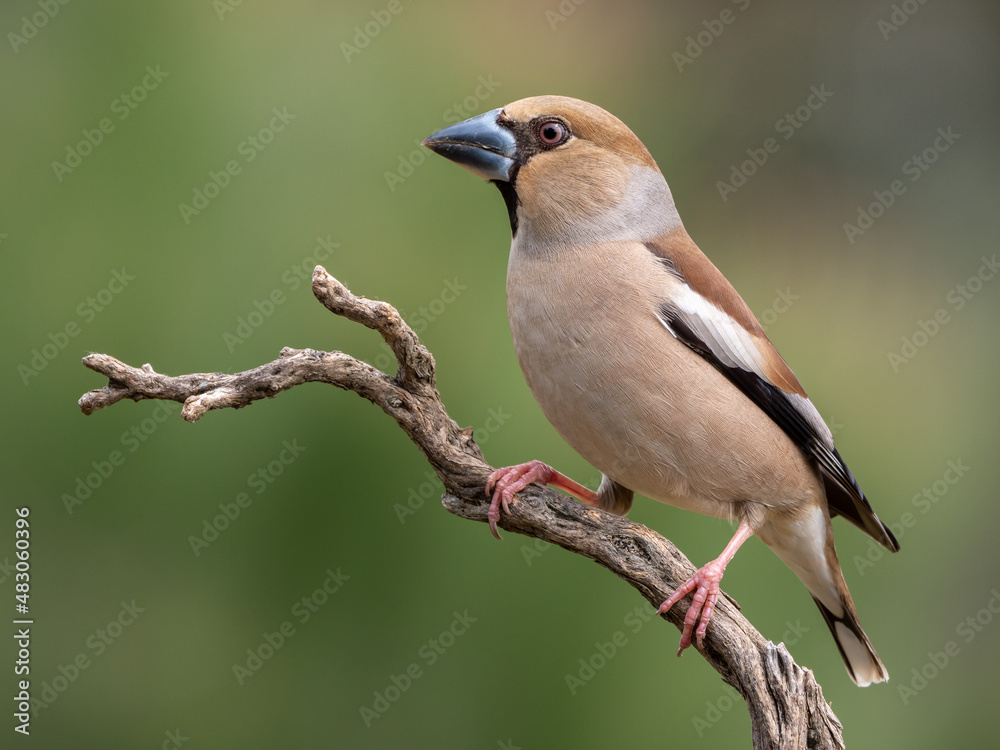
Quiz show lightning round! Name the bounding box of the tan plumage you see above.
[424,95,898,686]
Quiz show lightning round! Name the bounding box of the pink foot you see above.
[656,520,754,654]
[657,559,727,653]
[485,460,556,540]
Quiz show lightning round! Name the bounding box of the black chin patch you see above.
[494,179,520,237]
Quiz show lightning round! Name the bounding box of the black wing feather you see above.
[661,305,899,552]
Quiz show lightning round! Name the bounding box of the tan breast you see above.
[506,238,823,524]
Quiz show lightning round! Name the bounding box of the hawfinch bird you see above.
[423,96,898,686]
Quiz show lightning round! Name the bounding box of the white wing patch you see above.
[670,283,770,379]
[648,243,894,549]
[657,281,834,450]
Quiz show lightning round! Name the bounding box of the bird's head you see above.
[423,96,681,248]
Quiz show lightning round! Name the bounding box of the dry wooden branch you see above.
[78,265,844,750]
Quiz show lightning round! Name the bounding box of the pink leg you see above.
[657,521,754,654]
[485,460,599,540]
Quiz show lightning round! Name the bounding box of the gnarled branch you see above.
[79,266,844,750]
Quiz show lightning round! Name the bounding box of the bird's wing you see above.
[646,232,898,551]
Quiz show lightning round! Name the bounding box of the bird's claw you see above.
[485,460,554,540]
[657,559,727,653]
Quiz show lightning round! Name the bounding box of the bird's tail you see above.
[759,504,889,686]
[811,593,888,687]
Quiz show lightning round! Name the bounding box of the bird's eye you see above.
[538,120,568,146]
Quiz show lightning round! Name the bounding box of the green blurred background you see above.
[3,0,999,747]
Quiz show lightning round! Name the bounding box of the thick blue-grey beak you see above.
[422,108,517,182]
